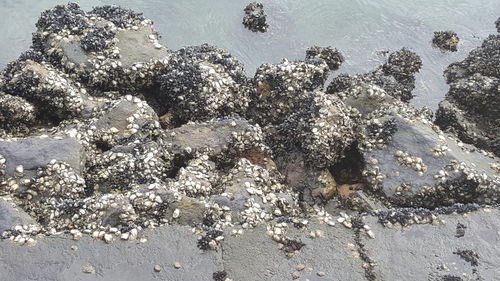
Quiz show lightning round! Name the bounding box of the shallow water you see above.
[0,0,498,109]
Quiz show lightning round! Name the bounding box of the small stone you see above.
[296,264,306,271]
[317,271,326,277]
[82,265,95,274]
[174,262,181,269]
[154,265,162,272]
[291,271,301,280]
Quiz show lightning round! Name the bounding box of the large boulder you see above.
[33,3,170,92]
[340,85,500,208]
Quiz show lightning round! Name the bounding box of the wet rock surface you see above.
[1,3,500,281]
[432,31,460,51]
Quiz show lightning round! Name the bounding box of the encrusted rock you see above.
[250,59,329,124]
[271,92,356,168]
[159,44,250,124]
[2,60,99,121]
[33,3,170,92]
[327,48,422,102]
[432,31,459,51]
[242,2,268,32]
[0,93,36,134]
[341,88,500,207]
[436,35,500,157]
[305,46,344,70]
[162,117,268,164]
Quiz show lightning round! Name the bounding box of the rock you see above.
[0,198,36,234]
[432,31,459,51]
[2,60,100,121]
[271,92,357,168]
[305,46,344,70]
[350,96,500,208]
[496,17,500,33]
[212,158,296,225]
[250,59,329,124]
[159,44,250,124]
[327,48,422,102]
[0,226,223,281]
[0,136,85,180]
[89,95,160,146]
[436,35,500,156]
[162,117,268,164]
[222,222,366,281]
[33,3,170,92]
[0,93,36,134]
[444,35,500,83]
[85,141,171,193]
[242,2,268,32]
[167,156,220,198]
[360,208,500,280]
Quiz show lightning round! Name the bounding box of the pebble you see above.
[82,265,96,274]
[296,264,305,271]
[154,265,162,272]
[174,262,182,269]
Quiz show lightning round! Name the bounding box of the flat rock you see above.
[360,208,500,280]
[0,225,223,281]
[0,198,36,233]
[0,136,85,178]
[222,221,365,281]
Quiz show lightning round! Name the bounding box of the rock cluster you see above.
[432,30,459,51]
[242,2,268,32]
[436,35,500,157]
[0,5,499,281]
[327,48,422,102]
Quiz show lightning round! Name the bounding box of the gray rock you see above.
[162,117,268,163]
[0,225,223,281]
[360,208,500,280]
[90,96,160,146]
[0,198,36,233]
[0,136,85,178]
[360,110,499,207]
[327,48,422,102]
[222,221,366,281]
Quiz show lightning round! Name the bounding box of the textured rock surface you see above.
[361,208,500,280]
[0,226,223,281]
[222,222,366,281]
